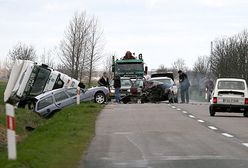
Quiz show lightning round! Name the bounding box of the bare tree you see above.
[156,64,168,73]
[40,49,55,68]
[59,12,91,80]
[87,17,104,86]
[172,58,187,71]
[193,56,209,76]
[171,58,188,79]
[8,42,36,61]
[210,30,248,80]
[104,54,114,78]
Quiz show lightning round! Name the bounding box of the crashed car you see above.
[146,78,174,103]
[33,86,109,117]
[209,78,248,117]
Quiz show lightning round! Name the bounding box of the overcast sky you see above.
[1,0,248,70]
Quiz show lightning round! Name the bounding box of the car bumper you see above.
[210,104,248,113]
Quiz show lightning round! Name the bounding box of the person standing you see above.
[178,70,190,103]
[98,72,110,89]
[113,74,121,103]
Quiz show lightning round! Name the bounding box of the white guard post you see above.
[205,88,208,100]
[6,103,17,160]
[77,87,80,105]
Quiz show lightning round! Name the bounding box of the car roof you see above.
[35,87,76,100]
[216,78,246,82]
[149,77,172,80]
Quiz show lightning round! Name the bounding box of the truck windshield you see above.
[217,81,245,90]
[117,63,143,72]
[30,68,51,96]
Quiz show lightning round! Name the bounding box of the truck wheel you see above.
[209,107,215,116]
[243,111,248,117]
[94,92,106,104]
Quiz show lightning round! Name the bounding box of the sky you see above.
[0,0,248,70]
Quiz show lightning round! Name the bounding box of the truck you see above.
[4,60,79,108]
[112,51,147,78]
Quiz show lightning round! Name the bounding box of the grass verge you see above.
[0,102,102,168]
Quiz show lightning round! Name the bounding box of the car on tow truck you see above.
[209,78,248,117]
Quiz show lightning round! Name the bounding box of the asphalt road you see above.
[80,102,248,168]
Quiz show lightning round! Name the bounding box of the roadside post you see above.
[205,88,208,100]
[77,87,80,105]
[6,103,17,160]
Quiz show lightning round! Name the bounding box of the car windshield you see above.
[116,63,143,72]
[217,81,245,90]
[121,79,132,87]
[133,79,144,87]
[30,67,51,96]
[150,79,172,86]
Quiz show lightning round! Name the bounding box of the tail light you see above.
[213,97,217,104]
[245,98,248,104]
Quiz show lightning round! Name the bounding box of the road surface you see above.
[80,102,248,168]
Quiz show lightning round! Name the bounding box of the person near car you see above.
[113,74,121,103]
[98,72,110,89]
[178,70,190,103]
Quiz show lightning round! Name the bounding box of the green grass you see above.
[0,81,103,167]
[0,102,102,168]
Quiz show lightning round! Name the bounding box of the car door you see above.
[36,95,57,116]
[54,91,72,109]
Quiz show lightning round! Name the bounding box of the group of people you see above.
[98,72,121,103]
[98,70,191,104]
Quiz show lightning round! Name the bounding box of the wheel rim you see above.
[96,94,105,104]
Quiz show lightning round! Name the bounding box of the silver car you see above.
[34,87,109,117]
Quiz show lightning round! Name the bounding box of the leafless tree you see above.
[193,56,210,76]
[156,64,168,73]
[8,42,36,61]
[87,17,104,86]
[104,54,114,79]
[40,49,55,68]
[171,58,188,79]
[210,30,248,80]
[59,11,91,80]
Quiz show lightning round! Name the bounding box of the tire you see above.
[243,111,248,117]
[94,92,106,104]
[174,96,178,103]
[27,101,36,110]
[209,106,215,116]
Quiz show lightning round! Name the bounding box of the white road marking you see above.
[188,115,196,118]
[171,106,176,109]
[197,120,205,123]
[222,133,234,138]
[182,111,188,114]
[242,143,248,147]
[208,126,218,130]
[177,108,181,111]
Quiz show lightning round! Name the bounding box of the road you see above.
[80,102,248,168]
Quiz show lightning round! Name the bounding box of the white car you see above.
[149,76,178,103]
[209,78,248,117]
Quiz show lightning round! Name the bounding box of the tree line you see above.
[6,11,103,86]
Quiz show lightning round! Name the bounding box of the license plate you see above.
[222,98,239,103]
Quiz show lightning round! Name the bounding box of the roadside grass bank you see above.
[0,80,102,168]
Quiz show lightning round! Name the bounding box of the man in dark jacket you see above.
[178,70,190,103]
[113,74,121,103]
[98,72,110,89]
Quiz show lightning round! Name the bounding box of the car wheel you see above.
[243,111,248,117]
[95,92,106,104]
[209,106,215,116]
[28,101,36,110]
